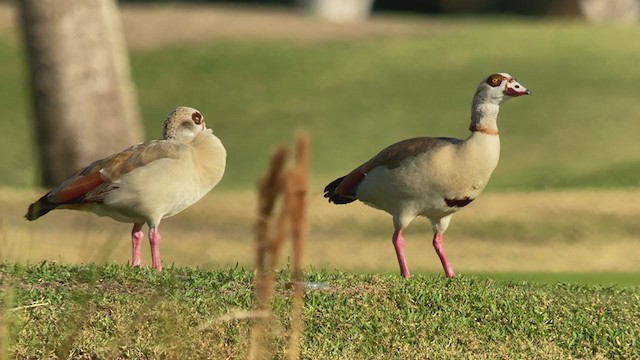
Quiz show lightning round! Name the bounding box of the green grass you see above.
[0,33,33,188]
[2,263,639,359]
[473,271,640,287]
[2,18,640,189]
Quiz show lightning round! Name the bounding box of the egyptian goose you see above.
[323,73,530,278]
[25,106,226,271]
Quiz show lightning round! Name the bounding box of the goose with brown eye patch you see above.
[24,106,227,272]
[323,73,530,279]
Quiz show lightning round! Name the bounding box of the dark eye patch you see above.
[486,73,506,87]
[192,111,203,125]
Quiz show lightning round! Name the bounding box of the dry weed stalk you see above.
[286,132,309,360]
[249,146,288,360]
[255,146,289,274]
[7,301,49,312]
[248,133,310,360]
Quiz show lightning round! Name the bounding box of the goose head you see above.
[474,73,531,105]
[162,106,207,142]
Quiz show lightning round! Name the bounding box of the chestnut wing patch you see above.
[48,141,186,205]
[26,141,186,220]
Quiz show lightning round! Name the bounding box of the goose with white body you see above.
[324,73,531,278]
[26,106,227,272]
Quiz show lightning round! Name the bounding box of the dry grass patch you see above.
[0,2,440,49]
[3,187,640,274]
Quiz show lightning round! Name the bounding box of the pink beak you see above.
[504,80,531,97]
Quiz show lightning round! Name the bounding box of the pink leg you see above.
[433,232,455,278]
[131,223,144,267]
[392,229,411,278]
[149,227,162,272]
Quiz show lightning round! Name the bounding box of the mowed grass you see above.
[2,263,639,359]
[1,15,640,190]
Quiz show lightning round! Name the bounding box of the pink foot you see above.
[433,232,455,278]
[392,229,411,278]
[131,223,144,267]
[149,227,162,272]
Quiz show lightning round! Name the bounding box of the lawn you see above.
[2,263,639,359]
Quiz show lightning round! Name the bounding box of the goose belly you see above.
[103,157,214,222]
[355,152,495,219]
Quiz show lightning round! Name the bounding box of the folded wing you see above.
[25,140,186,220]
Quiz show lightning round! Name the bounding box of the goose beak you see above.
[504,79,531,97]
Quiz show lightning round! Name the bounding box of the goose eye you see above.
[486,74,504,87]
[192,111,203,125]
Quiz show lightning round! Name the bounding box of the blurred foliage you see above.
[374,0,579,16]
[118,0,580,17]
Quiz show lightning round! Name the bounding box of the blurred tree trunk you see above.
[297,0,374,22]
[18,0,142,187]
[579,0,639,23]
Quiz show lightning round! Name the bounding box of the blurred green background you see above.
[1,4,639,191]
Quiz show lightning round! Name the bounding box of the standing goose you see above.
[323,73,530,278]
[25,106,227,272]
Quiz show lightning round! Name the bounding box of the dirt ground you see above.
[0,2,434,49]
